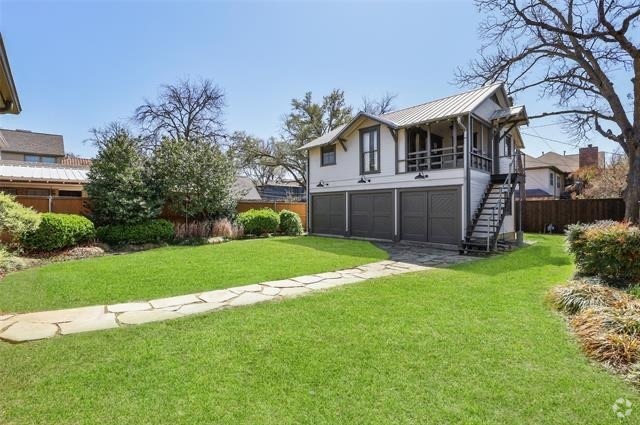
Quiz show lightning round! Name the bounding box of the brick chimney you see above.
[579,144,599,168]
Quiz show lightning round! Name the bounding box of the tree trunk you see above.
[625,145,640,223]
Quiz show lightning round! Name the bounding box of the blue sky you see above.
[0,0,623,159]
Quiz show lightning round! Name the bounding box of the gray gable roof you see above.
[299,83,524,151]
[0,129,65,156]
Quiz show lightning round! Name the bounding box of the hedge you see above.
[566,221,640,285]
[96,219,174,245]
[279,209,303,236]
[21,213,95,252]
[0,192,41,246]
[237,209,280,235]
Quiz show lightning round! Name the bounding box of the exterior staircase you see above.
[462,155,523,254]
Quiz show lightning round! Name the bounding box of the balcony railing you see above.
[399,146,493,173]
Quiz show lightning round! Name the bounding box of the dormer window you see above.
[360,125,380,174]
[321,144,336,166]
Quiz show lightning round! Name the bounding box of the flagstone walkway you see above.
[0,259,443,344]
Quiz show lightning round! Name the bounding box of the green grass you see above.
[0,236,386,312]
[0,234,638,424]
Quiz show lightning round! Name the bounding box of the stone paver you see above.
[199,290,237,303]
[149,294,200,309]
[59,314,118,335]
[262,279,303,288]
[262,286,281,296]
[107,302,151,313]
[229,284,263,294]
[177,302,223,315]
[0,247,475,343]
[118,310,182,325]
[17,306,106,324]
[228,292,273,306]
[0,322,58,342]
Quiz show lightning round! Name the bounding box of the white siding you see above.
[526,167,564,198]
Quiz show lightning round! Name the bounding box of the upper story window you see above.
[360,125,380,174]
[504,135,512,157]
[25,155,56,163]
[320,144,336,166]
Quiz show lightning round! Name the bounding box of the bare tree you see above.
[361,92,398,115]
[456,1,640,221]
[229,131,284,186]
[134,78,226,145]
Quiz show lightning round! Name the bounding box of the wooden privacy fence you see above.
[12,197,308,229]
[515,198,626,233]
[14,196,89,215]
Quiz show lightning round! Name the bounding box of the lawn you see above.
[0,234,638,424]
[0,236,387,313]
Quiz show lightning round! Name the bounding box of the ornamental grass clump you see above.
[547,280,630,314]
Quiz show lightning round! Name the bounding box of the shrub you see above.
[237,209,280,235]
[279,209,303,236]
[0,245,26,273]
[21,213,95,252]
[0,193,41,246]
[566,221,640,285]
[212,218,243,239]
[96,219,174,245]
[547,280,630,314]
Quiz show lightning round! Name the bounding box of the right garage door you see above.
[400,189,460,245]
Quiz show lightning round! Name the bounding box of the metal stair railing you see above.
[487,155,516,251]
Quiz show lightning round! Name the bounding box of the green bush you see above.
[0,245,26,273]
[237,209,280,236]
[96,219,174,245]
[0,192,41,246]
[279,209,303,235]
[566,221,640,285]
[21,213,95,252]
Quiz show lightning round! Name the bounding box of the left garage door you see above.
[311,193,345,236]
[350,191,394,240]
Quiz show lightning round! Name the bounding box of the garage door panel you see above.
[350,192,393,240]
[312,194,345,236]
[401,189,460,245]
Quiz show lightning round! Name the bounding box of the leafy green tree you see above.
[149,138,238,220]
[86,126,161,225]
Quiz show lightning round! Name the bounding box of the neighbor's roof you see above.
[0,34,20,115]
[0,161,88,183]
[0,128,65,156]
[233,176,262,201]
[300,83,526,150]
[523,154,565,174]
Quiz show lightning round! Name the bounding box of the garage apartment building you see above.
[300,83,528,253]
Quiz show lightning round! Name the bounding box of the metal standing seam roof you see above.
[0,163,88,183]
[299,83,510,150]
[380,83,503,127]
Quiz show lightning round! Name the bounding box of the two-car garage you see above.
[310,187,461,246]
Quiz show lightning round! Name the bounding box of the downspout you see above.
[457,115,470,244]
[306,154,311,233]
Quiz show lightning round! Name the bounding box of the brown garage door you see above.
[400,189,460,245]
[311,193,345,236]
[350,191,393,240]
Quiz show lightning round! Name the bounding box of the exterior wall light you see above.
[357,175,370,184]
[316,180,328,188]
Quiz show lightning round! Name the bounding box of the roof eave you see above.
[0,35,21,115]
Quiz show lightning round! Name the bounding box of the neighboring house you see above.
[300,82,528,252]
[523,145,604,199]
[258,181,306,201]
[233,176,262,201]
[0,129,90,198]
